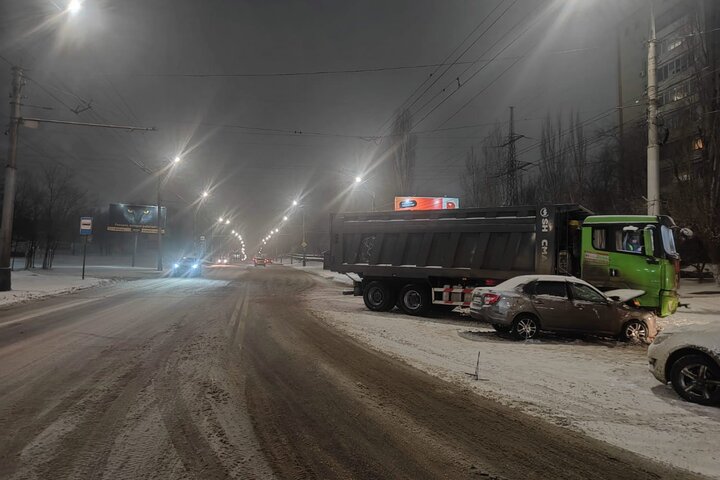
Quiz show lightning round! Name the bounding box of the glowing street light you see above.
[67,0,82,15]
[218,217,224,223]
[355,176,362,184]
[202,191,209,198]
[173,156,181,164]
[225,219,230,225]
[274,228,279,233]
[292,200,298,206]
[283,216,288,221]
[231,230,236,234]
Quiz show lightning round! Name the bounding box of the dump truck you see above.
[326,204,681,317]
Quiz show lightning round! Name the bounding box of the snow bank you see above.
[286,262,354,286]
[0,270,111,308]
[306,281,720,479]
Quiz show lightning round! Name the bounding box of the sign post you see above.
[79,217,92,279]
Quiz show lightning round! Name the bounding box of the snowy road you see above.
[0,265,708,479]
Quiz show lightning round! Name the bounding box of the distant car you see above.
[170,257,202,277]
[469,274,657,343]
[648,326,720,406]
[253,255,266,267]
[216,257,229,265]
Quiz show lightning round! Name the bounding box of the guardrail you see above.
[274,253,324,264]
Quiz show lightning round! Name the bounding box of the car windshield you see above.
[180,257,197,264]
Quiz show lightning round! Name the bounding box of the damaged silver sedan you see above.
[469,275,657,343]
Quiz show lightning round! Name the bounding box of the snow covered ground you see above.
[297,265,720,478]
[0,270,111,308]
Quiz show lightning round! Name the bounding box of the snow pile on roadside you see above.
[0,270,111,308]
[286,262,354,286]
[307,284,720,479]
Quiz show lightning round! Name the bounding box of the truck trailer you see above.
[326,204,681,317]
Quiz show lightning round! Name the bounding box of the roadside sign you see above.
[80,217,93,236]
[301,241,308,248]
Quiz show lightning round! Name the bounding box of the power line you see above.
[104,61,480,79]
[371,0,510,137]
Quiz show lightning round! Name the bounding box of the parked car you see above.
[469,275,656,342]
[648,326,720,406]
[170,257,202,277]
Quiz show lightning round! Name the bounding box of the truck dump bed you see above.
[327,205,590,282]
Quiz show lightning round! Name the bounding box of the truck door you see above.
[607,225,661,307]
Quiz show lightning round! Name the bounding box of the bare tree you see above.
[461,125,504,207]
[566,111,587,203]
[38,164,88,269]
[391,108,416,195]
[663,16,720,283]
[536,115,569,203]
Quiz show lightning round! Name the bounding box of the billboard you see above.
[107,204,166,234]
[394,197,459,211]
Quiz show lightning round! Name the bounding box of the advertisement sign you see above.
[107,203,166,234]
[394,197,459,211]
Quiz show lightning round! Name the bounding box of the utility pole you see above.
[0,67,24,291]
[647,4,660,216]
[157,177,163,271]
[505,106,519,206]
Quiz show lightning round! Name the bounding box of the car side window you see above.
[522,282,536,295]
[534,281,568,299]
[569,283,607,303]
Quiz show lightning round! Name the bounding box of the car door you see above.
[567,282,616,335]
[530,281,573,330]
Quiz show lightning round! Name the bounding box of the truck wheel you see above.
[398,284,431,316]
[363,281,395,312]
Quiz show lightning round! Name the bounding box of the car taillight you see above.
[483,293,501,305]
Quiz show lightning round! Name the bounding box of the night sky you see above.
[0,0,647,250]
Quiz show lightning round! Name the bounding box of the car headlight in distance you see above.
[173,263,179,269]
[192,264,198,269]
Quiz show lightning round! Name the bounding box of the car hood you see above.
[605,289,645,302]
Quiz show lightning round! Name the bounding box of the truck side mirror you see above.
[643,227,655,257]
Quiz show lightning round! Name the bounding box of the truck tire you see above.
[363,281,395,312]
[398,284,431,316]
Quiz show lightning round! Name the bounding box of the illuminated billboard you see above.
[107,203,166,234]
[394,197,459,211]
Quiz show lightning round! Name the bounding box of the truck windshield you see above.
[661,225,678,257]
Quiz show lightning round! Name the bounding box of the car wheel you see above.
[492,323,511,333]
[363,281,395,312]
[397,284,431,316]
[621,319,650,344]
[511,315,539,340]
[669,354,720,406]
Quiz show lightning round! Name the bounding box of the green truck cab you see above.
[580,215,680,317]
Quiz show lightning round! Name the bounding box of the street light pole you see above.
[302,207,306,267]
[0,66,24,291]
[647,3,660,216]
[156,176,163,271]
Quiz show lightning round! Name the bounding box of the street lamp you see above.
[156,155,182,271]
[218,217,224,223]
[193,190,209,258]
[291,201,308,266]
[225,219,230,225]
[352,177,376,212]
[283,216,288,221]
[67,0,82,15]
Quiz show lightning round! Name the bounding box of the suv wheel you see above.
[670,354,720,406]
